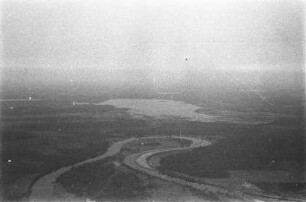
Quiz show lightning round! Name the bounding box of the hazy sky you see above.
[1,0,304,90]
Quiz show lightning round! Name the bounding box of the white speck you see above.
[86,198,96,202]
[58,128,61,132]
[9,106,14,110]
[8,160,12,163]
[28,97,32,101]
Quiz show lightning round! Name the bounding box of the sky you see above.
[1,0,304,93]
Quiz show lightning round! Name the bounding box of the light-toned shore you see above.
[98,99,217,122]
[97,99,273,124]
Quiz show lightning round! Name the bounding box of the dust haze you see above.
[1,0,305,201]
[1,0,304,99]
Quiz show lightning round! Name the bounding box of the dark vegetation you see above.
[121,137,191,154]
[1,98,202,200]
[0,99,148,200]
[253,182,306,195]
[101,172,147,201]
[1,84,304,200]
[58,157,148,201]
[159,118,305,194]
[58,157,116,198]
